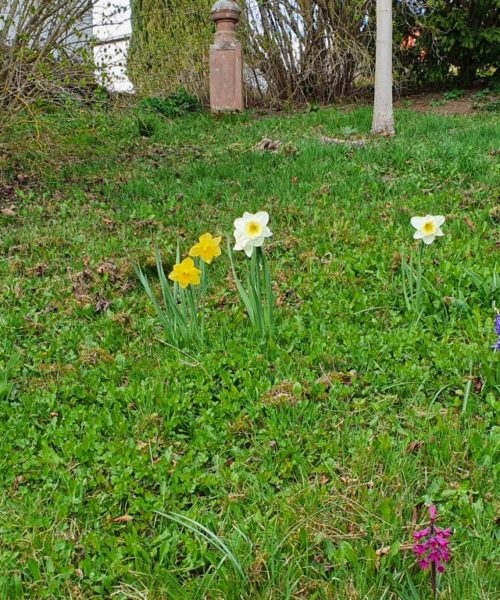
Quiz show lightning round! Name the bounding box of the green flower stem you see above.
[416,241,424,313]
[200,261,208,341]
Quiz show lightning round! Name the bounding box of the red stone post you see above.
[210,0,244,112]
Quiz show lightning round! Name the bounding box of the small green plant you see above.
[482,313,500,391]
[464,267,499,305]
[472,89,492,102]
[0,354,19,401]
[139,87,202,119]
[136,114,159,137]
[443,89,465,100]
[481,100,500,112]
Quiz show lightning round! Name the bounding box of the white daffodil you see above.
[234,211,272,257]
[410,215,445,245]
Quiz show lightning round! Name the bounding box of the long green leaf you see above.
[227,239,257,326]
[260,248,274,333]
[157,511,245,579]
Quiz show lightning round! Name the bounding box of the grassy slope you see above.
[0,106,499,599]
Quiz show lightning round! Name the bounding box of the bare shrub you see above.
[243,0,375,105]
[0,0,100,119]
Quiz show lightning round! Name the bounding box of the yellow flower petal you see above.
[189,233,222,264]
[168,257,201,288]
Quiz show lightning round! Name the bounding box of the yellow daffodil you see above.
[189,233,222,264]
[411,215,445,245]
[168,257,201,288]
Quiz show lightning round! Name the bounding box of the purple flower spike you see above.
[493,313,500,351]
[429,505,438,522]
[413,505,452,576]
[414,527,431,541]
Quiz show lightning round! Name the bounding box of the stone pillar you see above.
[210,0,244,113]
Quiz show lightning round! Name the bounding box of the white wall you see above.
[92,0,134,93]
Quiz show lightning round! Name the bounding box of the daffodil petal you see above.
[254,211,270,226]
[234,234,250,251]
[411,216,425,229]
[413,231,424,239]
[252,236,266,247]
[422,235,435,245]
[434,215,445,227]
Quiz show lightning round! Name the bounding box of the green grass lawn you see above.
[1,105,499,599]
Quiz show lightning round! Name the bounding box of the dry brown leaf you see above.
[95,295,111,313]
[102,216,115,230]
[375,546,391,570]
[256,137,282,152]
[113,514,134,523]
[1,206,16,217]
[11,474,25,492]
[463,216,476,230]
[406,440,423,454]
[26,263,48,277]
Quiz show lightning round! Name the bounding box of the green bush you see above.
[396,0,499,86]
[139,88,202,118]
[128,0,212,100]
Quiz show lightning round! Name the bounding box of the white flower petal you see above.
[234,231,249,250]
[422,235,435,245]
[261,225,273,238]
[435,228,444,237]
[254,211,269,226]
[411,216,425,229]
[244,243,254,257]
[413,231,424,239]
[251,236,265,247]
[434,215,445,227]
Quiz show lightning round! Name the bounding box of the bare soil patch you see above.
[396,90,492,115]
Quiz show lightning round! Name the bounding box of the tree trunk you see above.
[372,0,395,136]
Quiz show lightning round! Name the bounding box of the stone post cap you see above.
[211,0,241,22]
